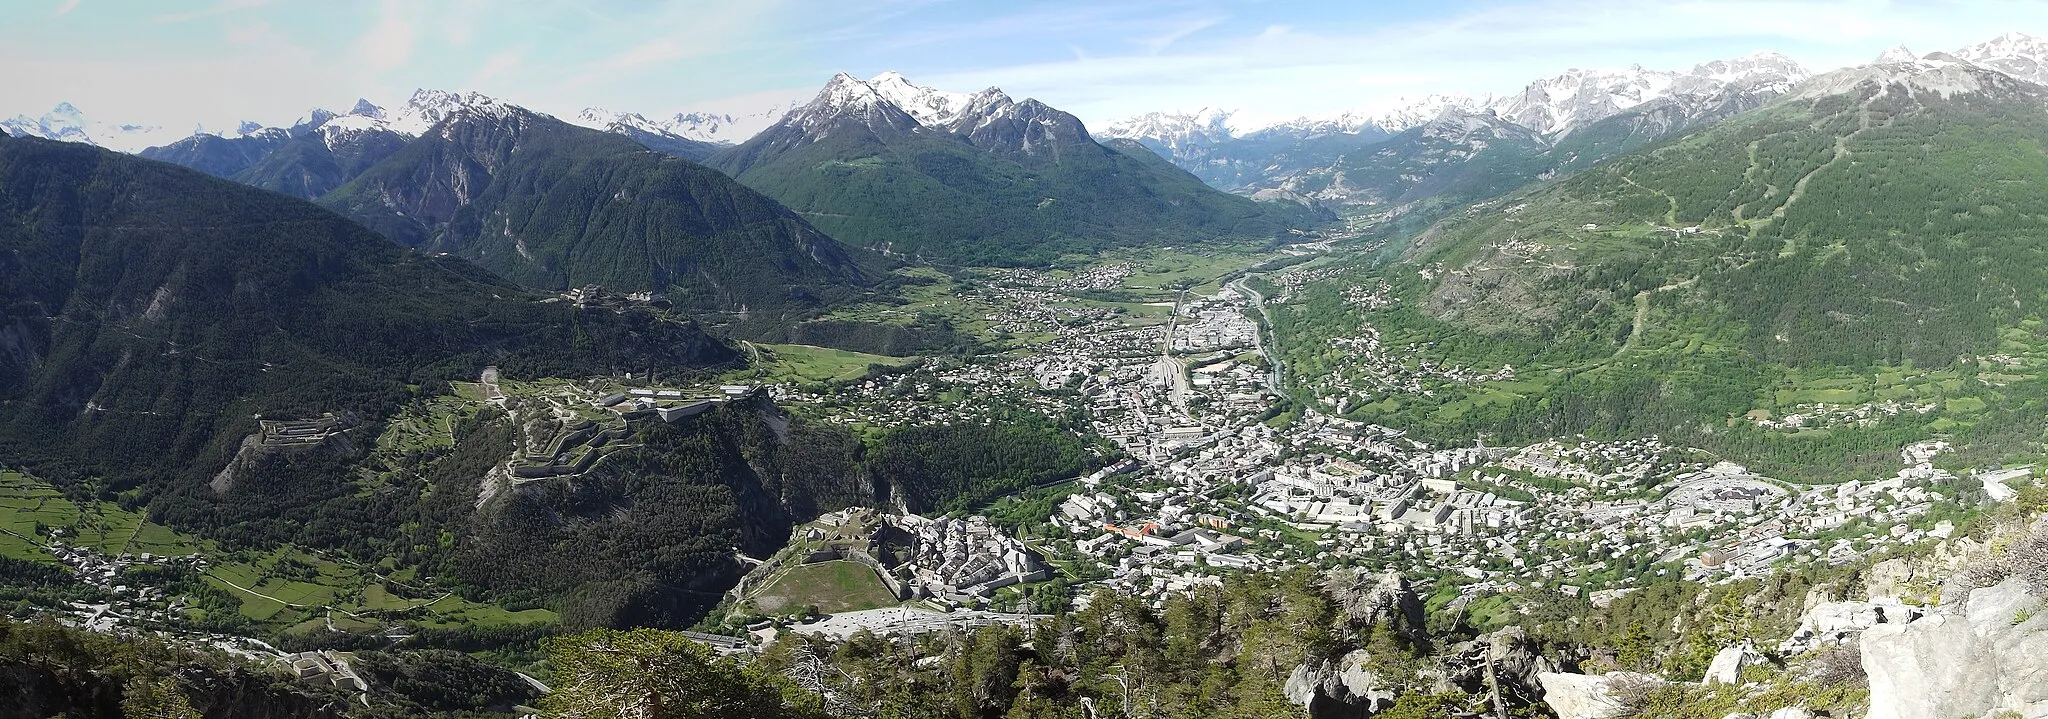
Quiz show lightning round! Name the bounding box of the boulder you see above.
[1862,578,2048,719]
[1537,672,1660,719]
[1766,708,1813,719]
[1703,642,1766,685]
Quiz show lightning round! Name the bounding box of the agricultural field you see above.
[0,470,203,562]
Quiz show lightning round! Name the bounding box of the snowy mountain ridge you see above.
[1,102,193,153]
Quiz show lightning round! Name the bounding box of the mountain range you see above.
[110,90,879,335]
[707,72,1322,265]
[317,94,873,326]
[1097,33,2048,219]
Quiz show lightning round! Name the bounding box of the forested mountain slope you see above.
[0,132,736,527]
[710,73,1323,266]
[319,98,875,330]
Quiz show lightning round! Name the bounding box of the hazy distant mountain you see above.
[710,72,1322,265]
[1100,50,1814,217]
[570,108,727,161]
[1,102,199,153]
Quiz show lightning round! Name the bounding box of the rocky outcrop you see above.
[1327,570,1427,641]
[1778,597,1923,655]
[1285,650,1399,718]
[1703,642,1766,685]
[1862,577,2048,719]
[1537,671,1662,719]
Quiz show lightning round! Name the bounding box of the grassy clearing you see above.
[747,560,899,614]
[743,343,917,385]
[1113,246,1282,296]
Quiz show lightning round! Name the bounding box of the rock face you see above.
[1778,598,1923,655]
[1862,577,2048,719]
[1703,642,1766,685]
[1328,570,1428,640]
[1537,672,1660,719]
[1284,650,1397,718]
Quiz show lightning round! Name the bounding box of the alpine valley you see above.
[6,21,2048,719]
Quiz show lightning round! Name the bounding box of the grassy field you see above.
[746,560,899,614]
[0,470,203,562]
[1108,246,1285,297]
[739,343,918,385]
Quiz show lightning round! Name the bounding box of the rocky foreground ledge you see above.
[1534,513,2048,719]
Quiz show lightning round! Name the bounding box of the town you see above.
[20,250,2017,651]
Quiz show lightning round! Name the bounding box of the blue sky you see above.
[9,0,2048,134]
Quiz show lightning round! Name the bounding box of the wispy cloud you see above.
[468,50,524,89]
[1137,15,1224,55]
[593,38,693,73]
[52,0,81,17]
[353,0,416,73]
[154,0,268,25]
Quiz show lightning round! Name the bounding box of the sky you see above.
[8,0,2048,136]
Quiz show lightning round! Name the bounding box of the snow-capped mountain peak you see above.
[783,73,917,137]
[1876,44,1918,64]
[389,88,496,135]
[348,99,387,120]
[1096,107,1238,149]
[663,111,757,143]
[868,71,976,126]
[573,107,665,135]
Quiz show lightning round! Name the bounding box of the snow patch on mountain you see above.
[1247,94,1488,140]
[1954,31,2048,85]
[778,72,1039,139]
[869,71,976,126]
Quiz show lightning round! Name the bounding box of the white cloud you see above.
[354,0,417,74]
[52,0,81,17]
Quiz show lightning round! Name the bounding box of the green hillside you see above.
[1265,65,2048,481]
[710,97,1322,266]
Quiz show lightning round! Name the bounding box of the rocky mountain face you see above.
[318,96,873,327]
[1094,107,1238,168]
[131,127,293,178]
[710,72,1321,265]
